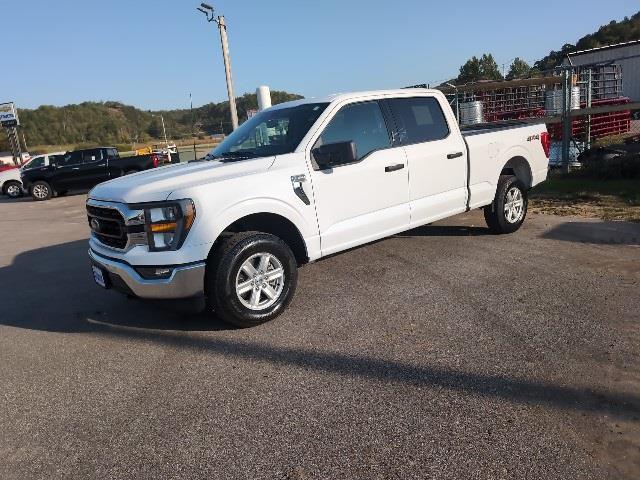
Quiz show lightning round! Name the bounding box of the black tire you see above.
[124,170,138,175]
[484,175,528,234]
[3,180,23,198]
[56,190,69,197]
[30,181,53,201]
[205,231,298,328]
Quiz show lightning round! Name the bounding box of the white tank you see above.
[545,87,580,115]
[459,101,484,125]
[257,86,272,111]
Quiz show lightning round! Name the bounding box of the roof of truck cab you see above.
[269,88,442,110]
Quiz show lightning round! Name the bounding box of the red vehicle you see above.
[0,164,17,173]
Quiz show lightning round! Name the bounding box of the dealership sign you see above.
[0,102,19,127]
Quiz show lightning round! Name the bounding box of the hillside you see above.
[535,11,640,70]
[1,90,302,151]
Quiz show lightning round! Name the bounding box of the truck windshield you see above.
[206,102,329,161]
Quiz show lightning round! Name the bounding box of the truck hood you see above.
[89,156,275,203]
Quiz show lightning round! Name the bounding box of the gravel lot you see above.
[1,193,639,479]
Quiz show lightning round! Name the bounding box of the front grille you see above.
[87,205,128,249]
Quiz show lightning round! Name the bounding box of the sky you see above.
[2,0,639,110]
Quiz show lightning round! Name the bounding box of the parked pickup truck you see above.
[21,147,166,201]
[86,89,550,327]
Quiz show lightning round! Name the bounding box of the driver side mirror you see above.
[312,141,357,170]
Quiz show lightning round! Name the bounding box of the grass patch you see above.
[530,174,640,222]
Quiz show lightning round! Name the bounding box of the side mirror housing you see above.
[312,141,357,170]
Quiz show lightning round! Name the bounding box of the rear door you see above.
[80,149,110,187]
[386,95,468,227]
[307,100,410,256]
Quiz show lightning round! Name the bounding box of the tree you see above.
[457,53,503,84]
[534,10,640,70]
[506,57,531,80]
[457,56,481,84]
[146,118,161,138]
[479,54,503,81]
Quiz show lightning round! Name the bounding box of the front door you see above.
[307,100,410,256]
[386,96,468,227]
[53,151,84,191]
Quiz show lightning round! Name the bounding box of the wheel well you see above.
[501,157,532,189]
[217,213,309,265]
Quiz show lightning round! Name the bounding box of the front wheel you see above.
[484,175,528,234]
[3,181,23,198]
[30,181,53,201]
[206,231,298,328]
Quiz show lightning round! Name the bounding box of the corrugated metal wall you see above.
[565,43,640,101]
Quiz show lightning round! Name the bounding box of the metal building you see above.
[564,39,640,101]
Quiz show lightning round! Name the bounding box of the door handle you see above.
[72,167,80,170]
[385,164,405,173]
[447,152,464,159]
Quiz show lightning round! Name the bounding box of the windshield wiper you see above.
[217,151,259,162]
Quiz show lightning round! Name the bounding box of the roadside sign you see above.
[0,102,19,127]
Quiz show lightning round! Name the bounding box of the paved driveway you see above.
[1,194,639,479]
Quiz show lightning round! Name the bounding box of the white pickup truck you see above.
[87,89,550,327]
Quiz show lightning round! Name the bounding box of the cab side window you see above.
[314,101,390,164]
[388,97,450,144]
[82,150,102,163]
[58,151,83,167]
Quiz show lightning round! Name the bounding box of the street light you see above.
[197,3,239,131]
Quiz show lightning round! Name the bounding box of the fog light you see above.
[136,267,173,280]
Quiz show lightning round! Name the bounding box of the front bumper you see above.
[89,249,206,299]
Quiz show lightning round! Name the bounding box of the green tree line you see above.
[0,91,301,151]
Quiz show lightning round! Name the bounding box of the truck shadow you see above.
[542,221,640,245]
[1,239,639,420]
[0,239,229,333]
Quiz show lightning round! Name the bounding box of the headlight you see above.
[136,199,196,251]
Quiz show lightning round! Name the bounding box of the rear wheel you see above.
[484,175,528,234]
[3,181,22,198]
[31,181,53,201]
[206,231,298,328]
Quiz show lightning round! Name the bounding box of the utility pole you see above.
[197,3,239,131]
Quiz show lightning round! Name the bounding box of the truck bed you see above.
[461,120,545,137]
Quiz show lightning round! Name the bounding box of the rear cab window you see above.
[387,96,450,144]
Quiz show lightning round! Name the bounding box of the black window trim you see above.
[311,99,399,171]
[382,95,452,147]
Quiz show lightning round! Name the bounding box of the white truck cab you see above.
[87,89,550,327]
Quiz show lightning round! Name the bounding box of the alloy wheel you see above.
[235,253,285,311]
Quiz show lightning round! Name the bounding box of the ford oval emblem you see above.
[90,218,101,232]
